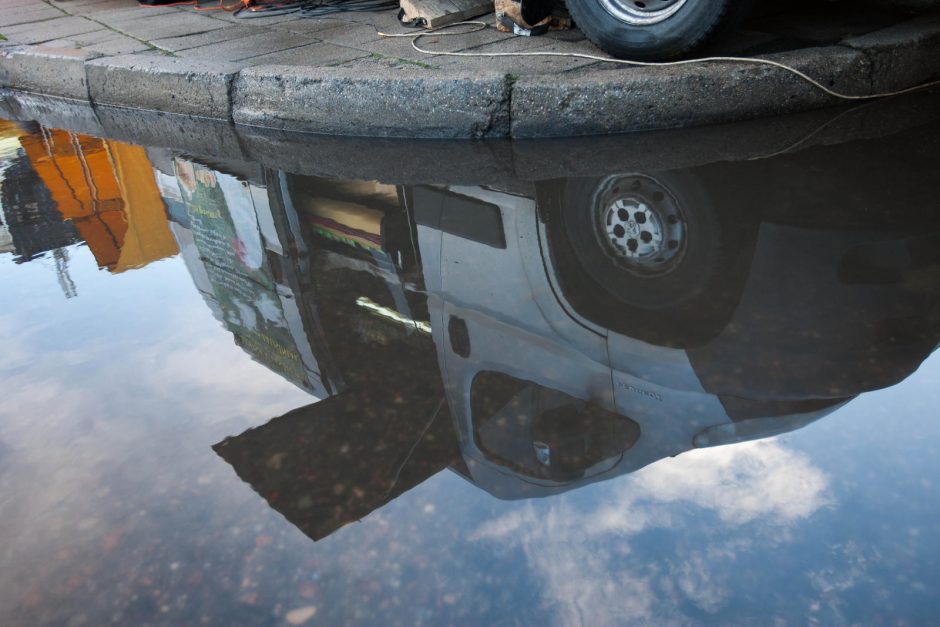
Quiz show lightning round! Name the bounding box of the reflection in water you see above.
[0,120,178,294]
[10,121,926,543]
[2,111,940,623]
[196,151,940,537]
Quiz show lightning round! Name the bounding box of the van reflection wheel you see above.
[541,170,743,347]
[593,173,687,277]
[566,0,751,60]
[566,172,718,311]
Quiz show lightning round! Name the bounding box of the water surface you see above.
[1,102,940,625]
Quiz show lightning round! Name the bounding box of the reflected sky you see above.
[1,109,939,626]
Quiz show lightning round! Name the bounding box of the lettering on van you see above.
[616,381,663,402]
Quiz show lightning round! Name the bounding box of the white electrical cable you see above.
[378,21,940,101]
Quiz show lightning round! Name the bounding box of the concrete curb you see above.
[1,11,939,138]
[0,46,100,100]
[232,66,511,139]
[95,104,247,160]
[4,87,940,184]
[844,12,940,93]
[86,54,240,119]
[235,126,516,184]
[510,46,871,137]
[0,89,106,136]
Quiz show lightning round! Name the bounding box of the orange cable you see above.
[137,1,197,7]
[193,0,251,11]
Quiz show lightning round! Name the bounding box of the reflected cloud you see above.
[619,440,831,525]
[472,440,831,625]
[0,268,312,618]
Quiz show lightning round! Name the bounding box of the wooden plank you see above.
[399,0,492,29]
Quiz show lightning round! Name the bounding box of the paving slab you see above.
[351,33,449,65]
[245,42,370,67]
[175,29,310,61]
[1,15,104,44]
[151,25,268,52]
[746,3,910,42]
[85,35,152,55]
[43,31,149,55]
[197,9,302,26]
[415,18,512,51]
[56,0,154,15]
[0,6,65,29]
[102,11,228,40]
[321,10,409,39]
[313,20,388,46]
[280,17,361,36]
[47,0,125,9]
[76,5,180,21]
[0,0,53,9]
[436,38,607,73]
[331,54,439,72]
[51,29,131,46]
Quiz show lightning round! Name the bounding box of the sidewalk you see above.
[1,0,939,137]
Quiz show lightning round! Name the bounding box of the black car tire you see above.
[566,0,750,60]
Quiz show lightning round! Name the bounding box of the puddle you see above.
[1,96,940,625]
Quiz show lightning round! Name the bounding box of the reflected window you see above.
[471,372,640,482]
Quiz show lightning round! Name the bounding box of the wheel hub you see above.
[598,0,688,26]
[592,174,687,276]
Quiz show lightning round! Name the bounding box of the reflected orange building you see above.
[16,126,178,272]
[108,141,179,272]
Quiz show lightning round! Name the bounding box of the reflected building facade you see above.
[0,121,179,296]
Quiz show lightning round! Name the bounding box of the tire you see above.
[540,171,757,348]
[566,0,750,60]
[566,172,719,311]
